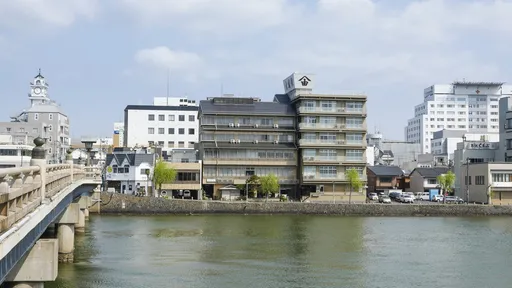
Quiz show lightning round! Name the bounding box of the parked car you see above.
[416,192,430,201]
[400,194,415,203]
[432,194,444,202]
[368,193,379,201]
[445,196,464,204]
[379,195,392,204]
[389,192,401,201]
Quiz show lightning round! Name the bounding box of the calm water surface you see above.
[47,215,512,288]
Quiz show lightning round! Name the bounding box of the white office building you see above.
[405,82,512,154]
[124,97,199,152]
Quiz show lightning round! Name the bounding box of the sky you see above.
[1,0,511,141]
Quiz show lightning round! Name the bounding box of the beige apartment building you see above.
[276,73,367,201]
[461,162,512,204]
[198,73,367,201]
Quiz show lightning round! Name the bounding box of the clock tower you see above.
[28,69,50,107]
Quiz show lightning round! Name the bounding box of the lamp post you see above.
[462,135,470,203]
[81,138,96,167]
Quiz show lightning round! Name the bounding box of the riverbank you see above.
[98,192,512,216]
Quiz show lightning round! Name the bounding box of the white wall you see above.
[126,109,199,149]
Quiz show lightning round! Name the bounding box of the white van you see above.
[416,192,430,201]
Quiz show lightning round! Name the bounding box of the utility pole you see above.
[466,157,470,204]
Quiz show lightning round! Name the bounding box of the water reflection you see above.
[45,215,512,288]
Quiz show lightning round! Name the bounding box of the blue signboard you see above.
[429,189,440,201]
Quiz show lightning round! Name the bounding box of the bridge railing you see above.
[0,164,95,233]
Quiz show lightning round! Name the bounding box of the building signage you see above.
[467,142,493,149]
[299,76,311,87]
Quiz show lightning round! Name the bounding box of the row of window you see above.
[301,101,364,112]
[303,166,364,177]
[203,149,296,160]
[149,114,195,122]
[33,113,54,121]
[203,167,295,178]
[148,128,195,135]
[148,141,195,148]
[201,116,294,126]
[201,133,294,142]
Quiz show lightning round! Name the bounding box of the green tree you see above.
[345,168,363,204]
[260,174,280,202]
[246,175,260,198]
[153,158,177,197]
[437,170,455,203]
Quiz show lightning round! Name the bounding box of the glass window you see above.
[179,115,185,121]
[168,128,175,134]
[158,128,165,134]
[189,128,195,135]
[189,115,195,121]
[148,128,155,134]
[179,128,185,134]
[169,115,175,121]
[148,114,155,121]
[158,115,165,121]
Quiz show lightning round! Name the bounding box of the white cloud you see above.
[125,0,512,138]
[0,0,99,28]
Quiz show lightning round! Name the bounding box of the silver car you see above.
[400,194,415,203]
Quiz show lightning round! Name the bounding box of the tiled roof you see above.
[106,153,155,166]
[412,167,449,178]
[367,165,403,176]
[273,94,291,104]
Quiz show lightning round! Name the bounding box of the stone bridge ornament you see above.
[32,137,46,159]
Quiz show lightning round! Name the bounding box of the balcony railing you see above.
[302,174,367,181]
[302,156,365,162]
[298,107,366,114]
[299,139,366,146]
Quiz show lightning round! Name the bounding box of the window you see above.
[179,115,185,121]
[48,124,53,132]
[48,136,52,142]
[34,113,39,120]
[148,114,155,121]
[168,141,175,147]
[379,177,393,183]
[189,115,195,122]
[49,114,53,120]
[179,128,185,134]
[48,148,52,154]
[475,175,485,185]
[169,115,175,121]
[112,165,118,173]
[188,128,195,135]
[189,141,195,146]
[319,166,337,178]
[158,141,164,146]
[148,128,155,134]
[158,115,165,121]
[465,176,472,185]
[158,128,165,134]
[148,141,154,146]
[123,165,130,173]
[168,128,175,134]
[346,150,363,161]
[178,141,185,147]
[177,172,198,181]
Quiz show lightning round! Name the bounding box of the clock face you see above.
[34,87,41,94]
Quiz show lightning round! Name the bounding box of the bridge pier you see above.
[56,203,79,263]
[4,239,58,288]
[4,282,44,288]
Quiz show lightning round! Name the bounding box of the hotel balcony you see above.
[298,106,367,115]
[298,123,366,132]
[162,181,201,191]
[298,139,366,148]
[203,176,297,185]
[302,156,366,165]
[202,158,297,166]
[302,173,367,183]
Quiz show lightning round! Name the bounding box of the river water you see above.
[46,215,512,288]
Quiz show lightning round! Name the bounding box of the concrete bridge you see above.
[0,138,102,288]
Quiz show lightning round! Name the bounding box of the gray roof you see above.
[199,99,295,116]
[273,94,291,104]
[412,167,449,178]
[106,153,155,166]
[201,142,297,150]
[26,104,64,114]
[367,166,403,176]
[125,105,198,111]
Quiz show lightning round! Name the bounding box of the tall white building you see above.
[405,82,512,154]
[124,97,199,152]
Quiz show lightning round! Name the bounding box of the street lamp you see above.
[81,138,96,167]
[462,135,470,203]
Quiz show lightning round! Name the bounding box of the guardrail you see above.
[0,164,101,233]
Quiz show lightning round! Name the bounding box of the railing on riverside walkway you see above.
[0,165,101,233]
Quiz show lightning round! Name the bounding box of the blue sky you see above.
[1,0,511,140]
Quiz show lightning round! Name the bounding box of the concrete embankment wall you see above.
[99,193,512,216]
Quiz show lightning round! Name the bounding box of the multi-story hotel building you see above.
[405,82,512,154]
[276,73,367,201]
[199,73,368,201]
[199,96,298,199]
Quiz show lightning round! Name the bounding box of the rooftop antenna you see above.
[166,68,170,106]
